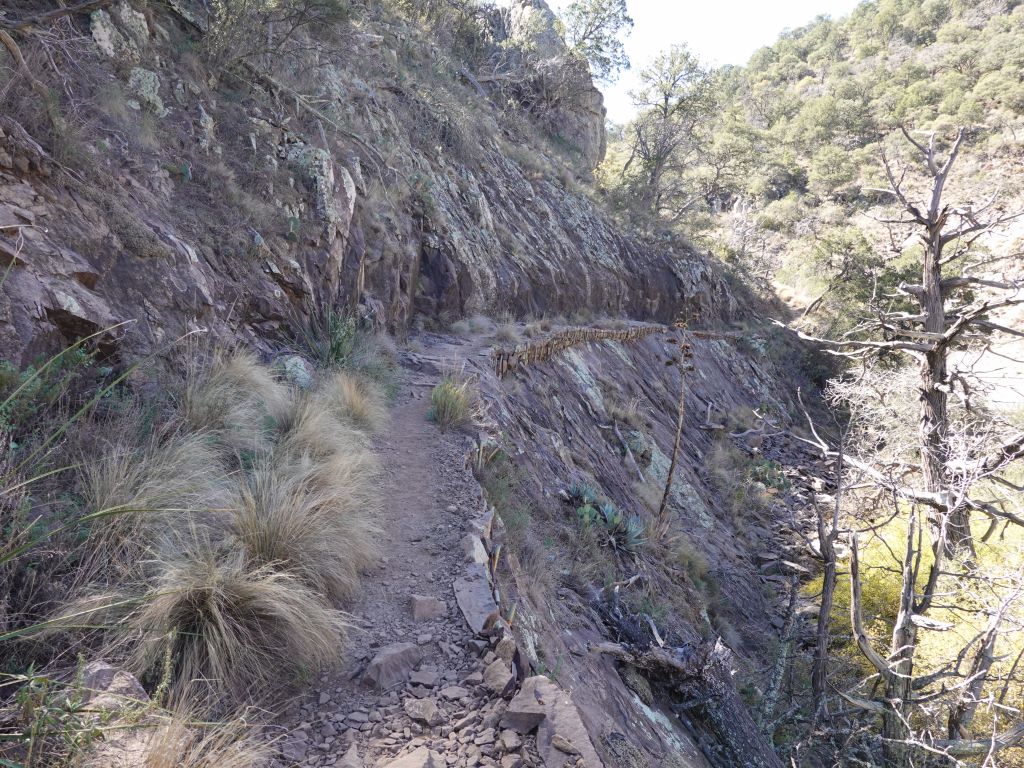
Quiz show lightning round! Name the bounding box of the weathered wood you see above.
[0,0,114,30]
[591,640,784,768]
[492,323,675,377]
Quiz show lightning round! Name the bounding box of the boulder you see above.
[453,563,500,635]
[80,661,148,713]
[363,643,423,689]
[500,672,604,767]
[500,729,523,751]
[90,9,139,62]
[409,669,440,687]
[381,747,445,768]
[127,67,168,117]
[495,635,517,664]
[334,744,364,767]
[461,533,489,565]
[281,354,315,389]
[502,676,550,733]
[483,659,513,695]
[403,697,445,726]
[439,684,470,700]
[535,688,602,768]
[411,594,447,622]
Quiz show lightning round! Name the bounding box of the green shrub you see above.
[294,308,357,370]
[0,349,96,438]
[428,375,474,432]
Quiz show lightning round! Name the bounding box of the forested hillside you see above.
[602,0,1024,330]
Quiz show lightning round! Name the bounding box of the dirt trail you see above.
[268,344,537,768]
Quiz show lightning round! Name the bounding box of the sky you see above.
[547,0,866,123]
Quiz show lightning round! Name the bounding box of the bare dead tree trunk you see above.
[811,449,842,720]
[880,509,920,768]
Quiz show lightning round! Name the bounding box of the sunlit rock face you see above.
[482,0,607,168]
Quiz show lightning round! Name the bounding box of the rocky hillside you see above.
[0,0,738,369]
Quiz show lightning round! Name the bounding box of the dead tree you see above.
[843,487,1024,767]
[792,127,1024,557]
[810,442,843,721]
[592,640,784,768]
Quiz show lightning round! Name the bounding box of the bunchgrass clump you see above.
[138,709,273,768]
[5,344,385,730]
[126,549,349,705]
[182,350,290,455]
[494,324,521,345]
[428,375,474,432]
[315,371,387,433]
[230,455,379,603]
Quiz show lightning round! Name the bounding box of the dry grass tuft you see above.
[127,548,348,704]
[604,393,644,429]
[140,710,272,768]
[315,371,387,433]
[275,396,369,462]
[428,374,475,432]
[182,351,290,453]
[78,424,229,573]
[13,345,386,724]
[230,455,379,603]
[493,324,521,345]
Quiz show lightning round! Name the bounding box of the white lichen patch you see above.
[127,68,168,117]
[563,348,603,412]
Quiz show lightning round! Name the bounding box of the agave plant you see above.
[598,501,621,528]
[608,513,646,555]
[566,481,599,507]
[576,503,599,527]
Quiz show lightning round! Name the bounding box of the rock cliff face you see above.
[1,0,676,366]
[495,0,608,168]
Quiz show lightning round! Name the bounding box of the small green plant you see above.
[0,349,95,437]
[409,172,437,218]
[566,481,599,506]
[427,375,473,432]
[576,502,599,527]
[4,665,103,765]
[294,308,356,369]
[571,492,645,555]
[749,458,790,492]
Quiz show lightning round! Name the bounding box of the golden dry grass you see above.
[139,710,272,768]
[230,454,380,603]
[182,351,290,454]
[128,548,349,704]
[493,324,521,345]
[428,374,475,432]
[46,349,385,711]
[315,370,387,433]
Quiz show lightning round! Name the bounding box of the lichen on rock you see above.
[127,67,168,117]
[90,9,139,62]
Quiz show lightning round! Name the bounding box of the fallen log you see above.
[591,639,784,768]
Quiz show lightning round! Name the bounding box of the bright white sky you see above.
[548,0,866,123]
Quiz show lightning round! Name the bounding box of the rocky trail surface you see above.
[265,338,591,768]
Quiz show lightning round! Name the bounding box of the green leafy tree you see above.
[621,45,717,218]
[561,0,633,82]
